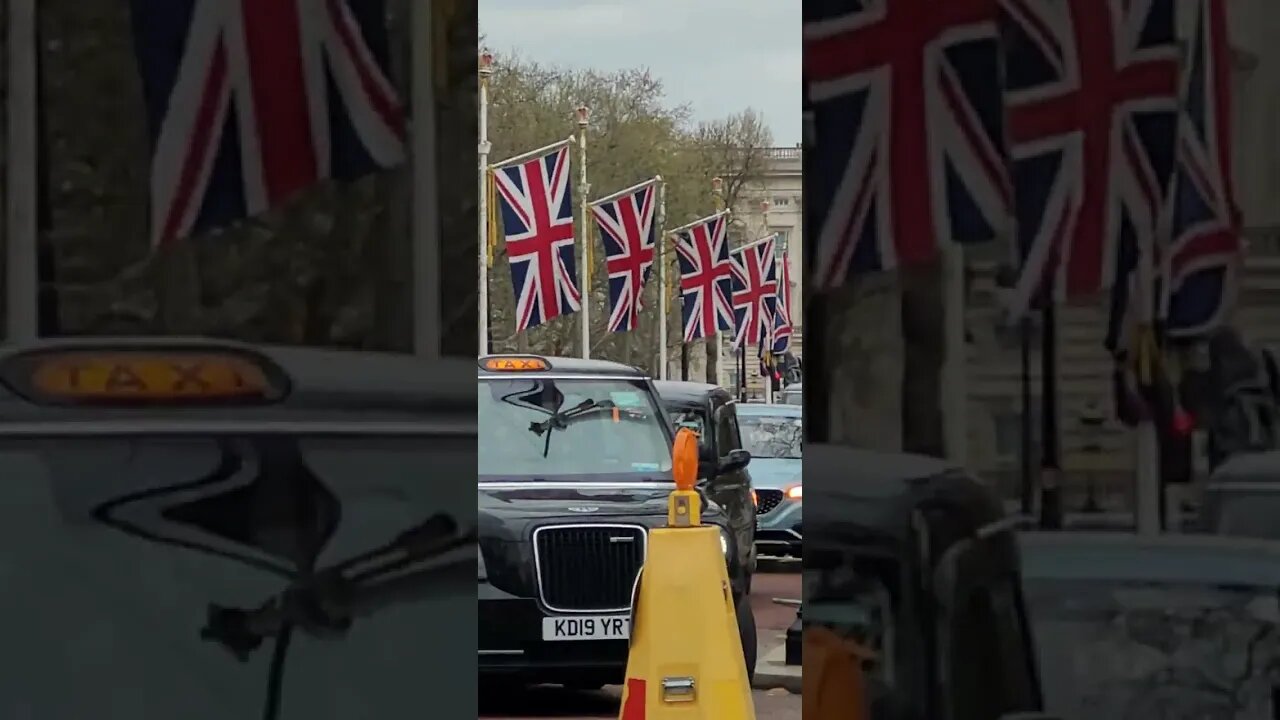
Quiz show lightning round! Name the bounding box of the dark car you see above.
[1200,450,1280,538]
[652,380,758,572]
[0,337,476,719]
[1019,531,1280,719]
[804,443,1045,720]
[736,403,802,557]
[478,357,757,689]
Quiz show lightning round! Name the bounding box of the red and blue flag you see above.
[673,213,735,342]
[1003,0,1179,318]
[130,0,407,248]
[493,145,582,331]
[590,182,658,333]
[730,236,779,351]
[804,0,1009,288]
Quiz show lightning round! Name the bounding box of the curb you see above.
[751,643,801,694]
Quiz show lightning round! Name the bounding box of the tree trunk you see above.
[900,261,946,457]
[825,273,901,450]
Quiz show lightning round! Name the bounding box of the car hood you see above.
[749,458,802,489]
[477,479,725,522]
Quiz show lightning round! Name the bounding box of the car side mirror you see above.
[718,449,751,474]
[697,459,716,481]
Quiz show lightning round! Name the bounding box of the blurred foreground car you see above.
[805,444,1045,720]
[1020,531,1280,719]
[0,337,476,719]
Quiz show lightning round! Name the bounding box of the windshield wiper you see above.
[527,399,615,457]
[199,513,475,720]
[201,513,474,658]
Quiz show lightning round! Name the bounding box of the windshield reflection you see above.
[740,415,803,459]
[0,434,474,719]
[479,378,672,476]
[1024,578,1280,720]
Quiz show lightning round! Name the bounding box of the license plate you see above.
[541,615,630,641]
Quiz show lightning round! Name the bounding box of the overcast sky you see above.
[479,0,801,146]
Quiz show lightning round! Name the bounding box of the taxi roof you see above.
[477,354,646,378]
[652,380,732,409]
[0,336,475,432]
[805,443,1003,545]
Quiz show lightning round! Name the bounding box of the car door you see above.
[710,396,756,572]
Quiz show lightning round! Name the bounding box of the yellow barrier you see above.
[617,427,755,719]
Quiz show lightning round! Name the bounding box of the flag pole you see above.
[667,209,731,235]
[712,177,726,387]
[576,105,591,359]
[590,176,661,206]
[491,136,574,169]
[6,0,37,342]
[477,52,493,357]
[410,0,439,358]
[1134,212,1161,534]
[759,200,771,403]
[942,240,968,465]
[656,177,667,379]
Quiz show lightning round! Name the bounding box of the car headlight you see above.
[477,552,487,581]
[785,483,802,500]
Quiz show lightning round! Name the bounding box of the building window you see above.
[772,196,790,206]
[772,229,789,254]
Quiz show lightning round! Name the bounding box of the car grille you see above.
[757,489,785,515]
[533,524,646,612]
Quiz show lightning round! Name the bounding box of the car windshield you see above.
[740,414,803,459]
[668,407,707,436]
[478,377,672,477]
[0,432,474,719]
[1023,576,1280,719]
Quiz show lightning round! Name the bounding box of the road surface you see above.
[479,562,801,719]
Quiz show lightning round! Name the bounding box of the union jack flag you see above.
[130,0,407,248]
[1163,0,1240,339]
[1107,0,1240,355]
[590,182,657,333]
[770,248,794,354]
[730,236,779,351]
[493,145,582,331]
[1003,0,1179,318]
[804,0,1009,288]
[673,213,734,342]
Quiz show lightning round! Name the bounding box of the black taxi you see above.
[0,337,476,720]
[805,444,1046,720]
[478,354,758,688]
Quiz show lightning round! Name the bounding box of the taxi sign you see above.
[480,356,549,372]
[2,349,288,405]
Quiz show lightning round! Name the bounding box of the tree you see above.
[483,53,771,376]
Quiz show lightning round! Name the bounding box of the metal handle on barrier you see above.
[661,677,696,703]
